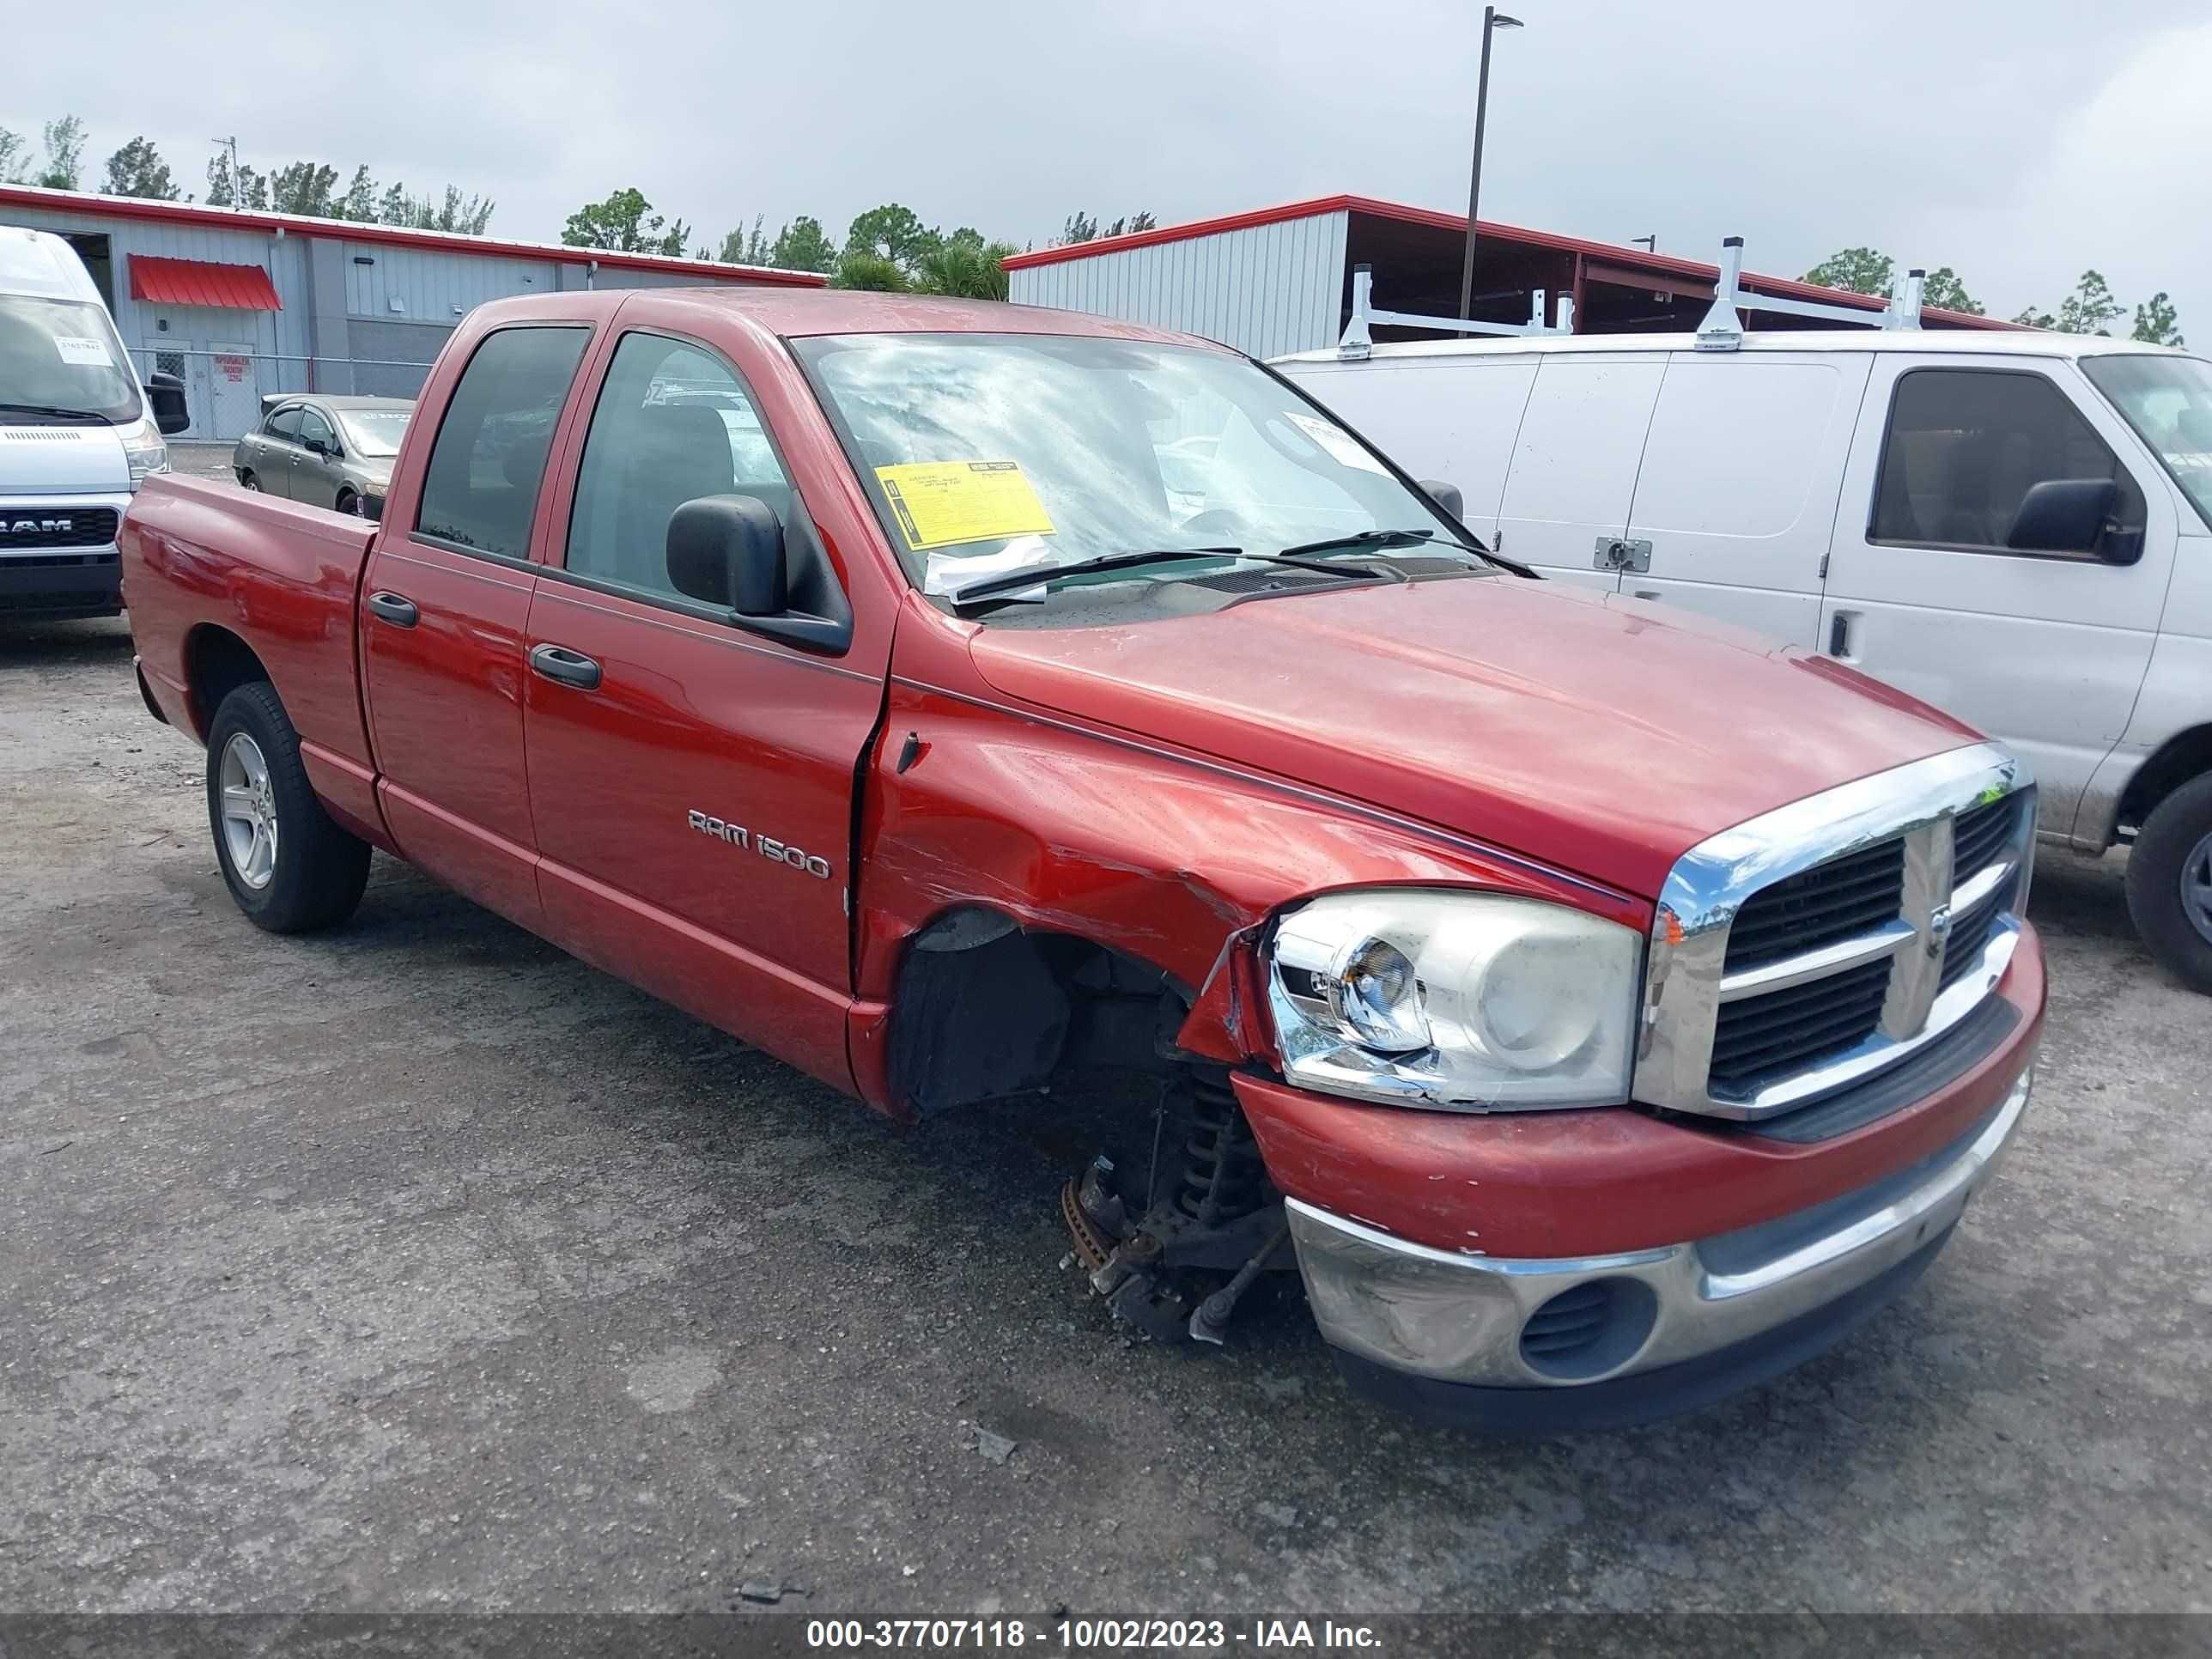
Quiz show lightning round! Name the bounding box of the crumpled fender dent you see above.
[847,678,1647,1112]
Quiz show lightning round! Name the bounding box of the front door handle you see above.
[365,591,418,628]
[529,642,603,690]
[1828,611,1855,658]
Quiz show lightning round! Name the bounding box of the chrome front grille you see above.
[1636,744,2034,1121]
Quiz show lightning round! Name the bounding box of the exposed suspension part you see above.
[1061,1066,1293,1347]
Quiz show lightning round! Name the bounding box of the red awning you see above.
[128,255,283,310]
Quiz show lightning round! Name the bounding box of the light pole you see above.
[1457,8,1523,320]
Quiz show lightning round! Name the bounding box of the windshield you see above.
[2081,354,2212,530]
[0,294,141,423]
[793,332,1465,597]
[336,407,411,459]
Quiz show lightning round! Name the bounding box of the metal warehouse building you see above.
[0,184,824,441]
[1005,194,2014,357]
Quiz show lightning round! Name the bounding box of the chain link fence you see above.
[125,345,438,441]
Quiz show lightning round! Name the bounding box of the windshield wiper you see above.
[1278,525,1536,580]
[0,402,110,423]
[947,545,1401,610]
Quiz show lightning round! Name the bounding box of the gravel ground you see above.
[2,597,2208,1618]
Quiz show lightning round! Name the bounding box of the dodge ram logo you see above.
[5,518,72,536]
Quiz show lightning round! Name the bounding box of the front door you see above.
[522,327,880,1085]
[208,341,259,441]
[360,320,595,927]
[1820,356,2178,841]
[292,405,342,509]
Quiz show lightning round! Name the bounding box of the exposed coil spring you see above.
[1172,1074,1271,1227]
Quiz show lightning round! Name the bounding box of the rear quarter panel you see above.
[122,476,379,826]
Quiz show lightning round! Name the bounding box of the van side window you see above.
[564,332,793,604]
[1871,368,2144,560]
[415,325,591,561]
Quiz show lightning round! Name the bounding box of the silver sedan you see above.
[233,394,412,517]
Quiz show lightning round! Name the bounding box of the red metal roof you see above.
[0,184,827,288]
[129,254,283,310]
[1001,194,2016,331]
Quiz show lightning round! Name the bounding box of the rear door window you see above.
[415,325,591,561]
[266,405,303,442]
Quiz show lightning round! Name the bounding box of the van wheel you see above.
[205,683,371,933]
[2125,772,2212,994]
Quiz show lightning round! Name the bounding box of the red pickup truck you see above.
[122,289,2044,1432]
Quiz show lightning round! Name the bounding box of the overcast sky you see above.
[13,1,2212,337]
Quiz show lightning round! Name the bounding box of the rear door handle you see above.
[365,591,418,628]
[529,642,603,690]
[1828,611,1856,658]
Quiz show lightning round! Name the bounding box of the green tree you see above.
[1058,209,1156,246]
[830,250,911,292]
[206,149,270,210]
[0,126,28,184]
[843,204,939,270]
[102,137,180,201]
[913,236,1019,301]
[1802,246,1896,297]
[563,186,685,254]
[2014,270,2128,336]
[380,184,494,235]
[768,216,837,274]
[715,216,772,265]
[2131,291,2185,348]
[1920,266,1983,315]
[269,161,340,217]
[34,117,87,190]
[334,165,378,222]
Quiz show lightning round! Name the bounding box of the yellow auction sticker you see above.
[875,460,1057,552]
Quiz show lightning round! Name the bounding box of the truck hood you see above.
[964,575,1980,899]
[0,422,130,494]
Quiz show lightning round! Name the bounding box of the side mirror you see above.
[145,370,191,436]
[1419,478,1465,521]
[2007,477,2120,559]
[667,494,787,616]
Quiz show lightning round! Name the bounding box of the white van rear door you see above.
[1820,354,2177,842]
[1279,355,1537,547]
[1495,354,1667,593]
[1623,351,1869,647]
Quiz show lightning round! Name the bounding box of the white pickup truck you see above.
[1,225,190,620]
[1277,326,2212,991]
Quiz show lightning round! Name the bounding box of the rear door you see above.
[521,325,883,1085]
[359,320,595,927]
[1820,355,2178,839]
[1622,349,1870,647]
[258,404,304,497]
[1494,353,1667,594]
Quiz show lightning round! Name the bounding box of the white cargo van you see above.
[1,225,190,620]
[1275,329,2212,990]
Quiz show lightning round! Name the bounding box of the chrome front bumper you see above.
[1288,1067,2031,1400]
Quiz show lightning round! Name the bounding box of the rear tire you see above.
[239,471,259,490]
[205,683,371,933]
[2125,772,2212,994]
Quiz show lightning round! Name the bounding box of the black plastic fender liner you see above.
[135,657,169,726]
[888,922,1071,1117]
[1327,1225,1956,1437]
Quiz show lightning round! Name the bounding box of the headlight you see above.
[1267,890,1642,1111]
[121,424,168,490]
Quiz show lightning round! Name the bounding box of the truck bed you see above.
[121,475,384,842]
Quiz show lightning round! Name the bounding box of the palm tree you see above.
[912,239,1020,301]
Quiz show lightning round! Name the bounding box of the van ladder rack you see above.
[1696,236,1924,351]
[1337,265,1573,360]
